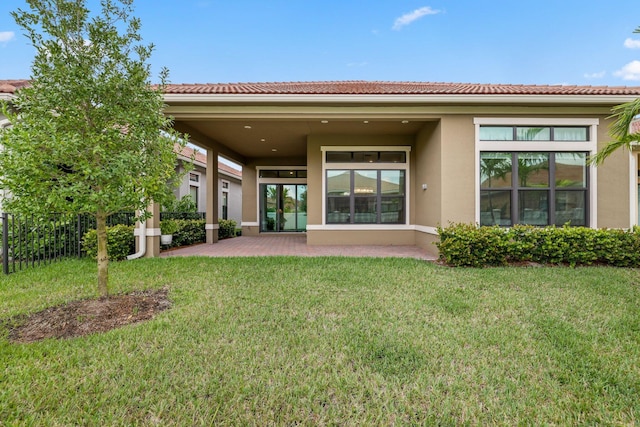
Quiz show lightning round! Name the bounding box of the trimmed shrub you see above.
[436,223,640,267]
[170,219,206,248]
[82,224,135,261]
[218,219,237,240]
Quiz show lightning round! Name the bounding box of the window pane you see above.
[381,197,404,223]
[326,152,352,162]
[259,170,278,178]
[555,153,586,187]
[554,127,588,141]
[380,170,404,195]
[379,151,406,163]
[519,190,549,225]
[327,170,350,196]
[480,190,511,226]
[354,170,377,195]
[555,191,586,226]
[327,197,350,223]
[516,127,550,141]
[480,152,512,188]
[354,197,377,223]
[353,152,378,163]
[479,126,513,140]
[518,153,549,187]
[189,186,198,209]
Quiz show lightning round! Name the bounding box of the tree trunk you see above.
[96,210,109,297]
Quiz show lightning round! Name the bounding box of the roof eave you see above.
[163,93,639,105]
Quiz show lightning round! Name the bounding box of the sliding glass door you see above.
[260,184,307,232]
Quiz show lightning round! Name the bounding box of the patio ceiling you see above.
[172,118,428,163]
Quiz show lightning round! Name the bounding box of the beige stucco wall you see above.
[595,115,632,228]
[414,121,442,228]
[440,116,477,224]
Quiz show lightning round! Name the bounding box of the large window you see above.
[480,152,588,226]
[323,147,409,225]
[327,170,405,224]
[323,147,409,224]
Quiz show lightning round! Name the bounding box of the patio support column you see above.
[206,147,219,244]
[145,202,161,257]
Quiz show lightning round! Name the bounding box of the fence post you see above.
[77,214,82,258]
[2,212,8,275]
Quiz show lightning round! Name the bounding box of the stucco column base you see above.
[206,224,219,244]
[145,202,161,258]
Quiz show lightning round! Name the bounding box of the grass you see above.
[1,256,639,425]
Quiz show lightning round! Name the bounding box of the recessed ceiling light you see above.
[271,148,278,152]
[401,120,409,124]
[321,120,329,124]
[363,121,369,124]
[244,125,252,129]
[260,138,266,142]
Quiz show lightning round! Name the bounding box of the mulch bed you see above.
[4,287,171,344]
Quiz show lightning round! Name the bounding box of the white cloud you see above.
[624,38,640,49]
[614,60,640,81]
[584,71,606,79]
[0,31,15,43]
[392,6,440,31]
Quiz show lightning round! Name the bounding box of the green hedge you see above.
[82,224,135,261]
[218,219,237,240]
[168,219,206,248]
[436,223,640,267]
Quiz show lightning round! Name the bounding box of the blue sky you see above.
[1,0,640,86]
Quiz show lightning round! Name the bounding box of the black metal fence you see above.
[1,211,204,275]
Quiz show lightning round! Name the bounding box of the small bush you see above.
[436,223,640,267]
[170,219,206,248]
[218,219,237,240]
[82,224,135,261]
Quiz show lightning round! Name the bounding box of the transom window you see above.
[479,126,589,142]
[259,169,307,178]
[480,152,588,226]
[326,151,406,163]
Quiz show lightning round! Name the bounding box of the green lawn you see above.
[1,257,639,425]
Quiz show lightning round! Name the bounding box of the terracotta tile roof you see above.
[218,161,242,178]
[4,79,640,96]
[632,119,640,134]
[175,144,242,178]
[162,80,640,96]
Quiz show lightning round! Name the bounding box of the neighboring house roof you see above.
[161,81,640,96]
[631,118,640,134]
[0,79,30,95]
[175,144,242,179]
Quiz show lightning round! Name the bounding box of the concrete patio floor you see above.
[160,234,437,260]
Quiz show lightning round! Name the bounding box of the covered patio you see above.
[160,234,436,260]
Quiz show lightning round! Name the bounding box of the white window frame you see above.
[318,145,412,230]
[474,118,599,228]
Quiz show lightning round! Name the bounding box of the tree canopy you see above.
[0,0,189,295]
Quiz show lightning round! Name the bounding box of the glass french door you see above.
[260,184,307,232]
